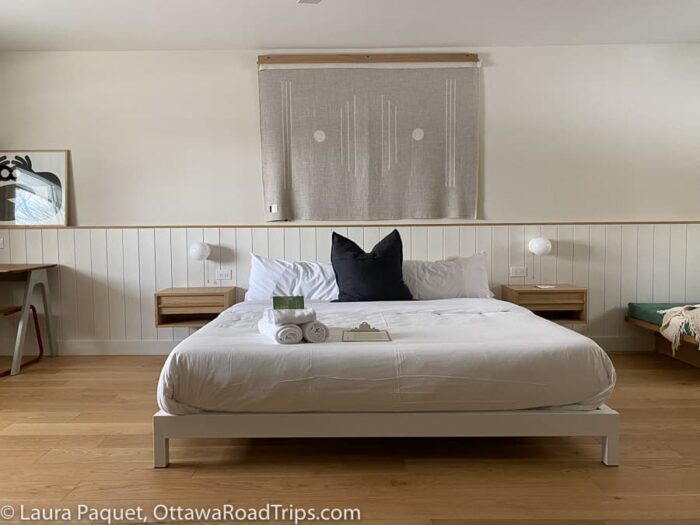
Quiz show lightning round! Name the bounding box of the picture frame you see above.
[0,149,69,226]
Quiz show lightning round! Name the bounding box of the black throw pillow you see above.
[331,229,413,302]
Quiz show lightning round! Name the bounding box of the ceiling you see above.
[1,0,699,51]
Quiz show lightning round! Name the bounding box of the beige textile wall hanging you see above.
[258,54,480,221]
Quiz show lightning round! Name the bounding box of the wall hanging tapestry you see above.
[0,150,68,226]
[258,54,480,221]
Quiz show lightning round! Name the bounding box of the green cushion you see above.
[628,303,700,337]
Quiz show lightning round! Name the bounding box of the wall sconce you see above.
[528,237,552,256]
[189,241,211,261]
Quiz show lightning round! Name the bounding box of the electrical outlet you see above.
[510,266,527,278]
[216,268,232,281]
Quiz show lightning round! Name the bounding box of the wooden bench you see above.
[626,306,700,368]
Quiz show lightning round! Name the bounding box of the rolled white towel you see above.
[263,308,316,325]
[257,319,303,344]
[301,320,329,343]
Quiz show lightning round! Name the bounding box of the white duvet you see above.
[157,299,616,415]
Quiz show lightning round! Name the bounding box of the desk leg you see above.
[36,269,57,358]
[10,269,57,376]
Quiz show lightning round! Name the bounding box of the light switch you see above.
[0,237,4,249]
[510,266,527,278]
[216,268,232,281]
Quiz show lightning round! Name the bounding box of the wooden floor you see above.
[1,352,700,524]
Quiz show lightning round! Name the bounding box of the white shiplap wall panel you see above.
[138,229,157,341]
[507,225,525,285]
[427,228,443,261]
[620,224,639,337]
[475,225,492,288]
[122,229,142,341]
[410,227,428,260]
[443,226,460,259]
[491,226,509,298]
[185,228,205,287]
[267,228,285,260]
[41,229,61,337]
[459,226,476,258]
[524,225,541,284]
[90,229,110,341]
[669,224,687,303]
[571,224,590,334]
[154,228,174,340]
[283,228,301,262]
[686,224,700,300]
[587,225,606,336]
[603,225,622,336]
[300,228,317,262]
[0,230,10,263]
[57,229,76,342]
[218,228,237,289]
[10,229,26,264]
[106,229,126,341]
[26,230,43,263]
[652,224,671,303]
[203,228,221,287]
[556,225,574,284]
[169,228,189,340]
[235,228,253,303]
[540,225,558,284]
[636,224,654,303]
[252,228,270,258]
[5,222,698,355]
[315,228,332,263]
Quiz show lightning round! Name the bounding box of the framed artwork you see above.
[0,149,69,226]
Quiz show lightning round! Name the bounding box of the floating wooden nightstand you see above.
[501,284,587,325]
[155,287,235,328]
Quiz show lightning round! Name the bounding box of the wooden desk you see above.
[0,264,58,375]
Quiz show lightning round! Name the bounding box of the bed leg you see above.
[153,429,170,468]
[601,433,619,466]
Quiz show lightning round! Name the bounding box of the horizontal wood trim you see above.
[7,220,700,229]
[626,316,698,345]
[257,53,479,65]
[156,287,234,296]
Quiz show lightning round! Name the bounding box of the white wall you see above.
[8,222,700,356]
[1,45,699,224]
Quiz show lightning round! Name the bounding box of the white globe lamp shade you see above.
[528,237,552,256]
[189,241,211,261]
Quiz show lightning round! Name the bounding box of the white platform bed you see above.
[154,298,619,467]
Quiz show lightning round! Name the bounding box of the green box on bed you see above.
[272,296,305,310]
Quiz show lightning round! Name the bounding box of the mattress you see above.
[157,298,616,415]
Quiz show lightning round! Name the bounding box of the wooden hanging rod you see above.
[257,53,479,65]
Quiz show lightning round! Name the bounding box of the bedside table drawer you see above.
[159,305,224,315]
[517,292,585,304]
[158,295,225,307]
[527,303,585,312]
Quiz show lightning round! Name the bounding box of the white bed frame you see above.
[153,404,619,468]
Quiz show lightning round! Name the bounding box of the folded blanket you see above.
[301,320,329,343]
[658,304,700,353]
[257,319,303,345]
[262,308,316,325]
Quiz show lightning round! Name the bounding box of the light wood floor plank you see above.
[0,352,699,521]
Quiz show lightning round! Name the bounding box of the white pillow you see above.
[245,254,339,302]
[403,253,494,300]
